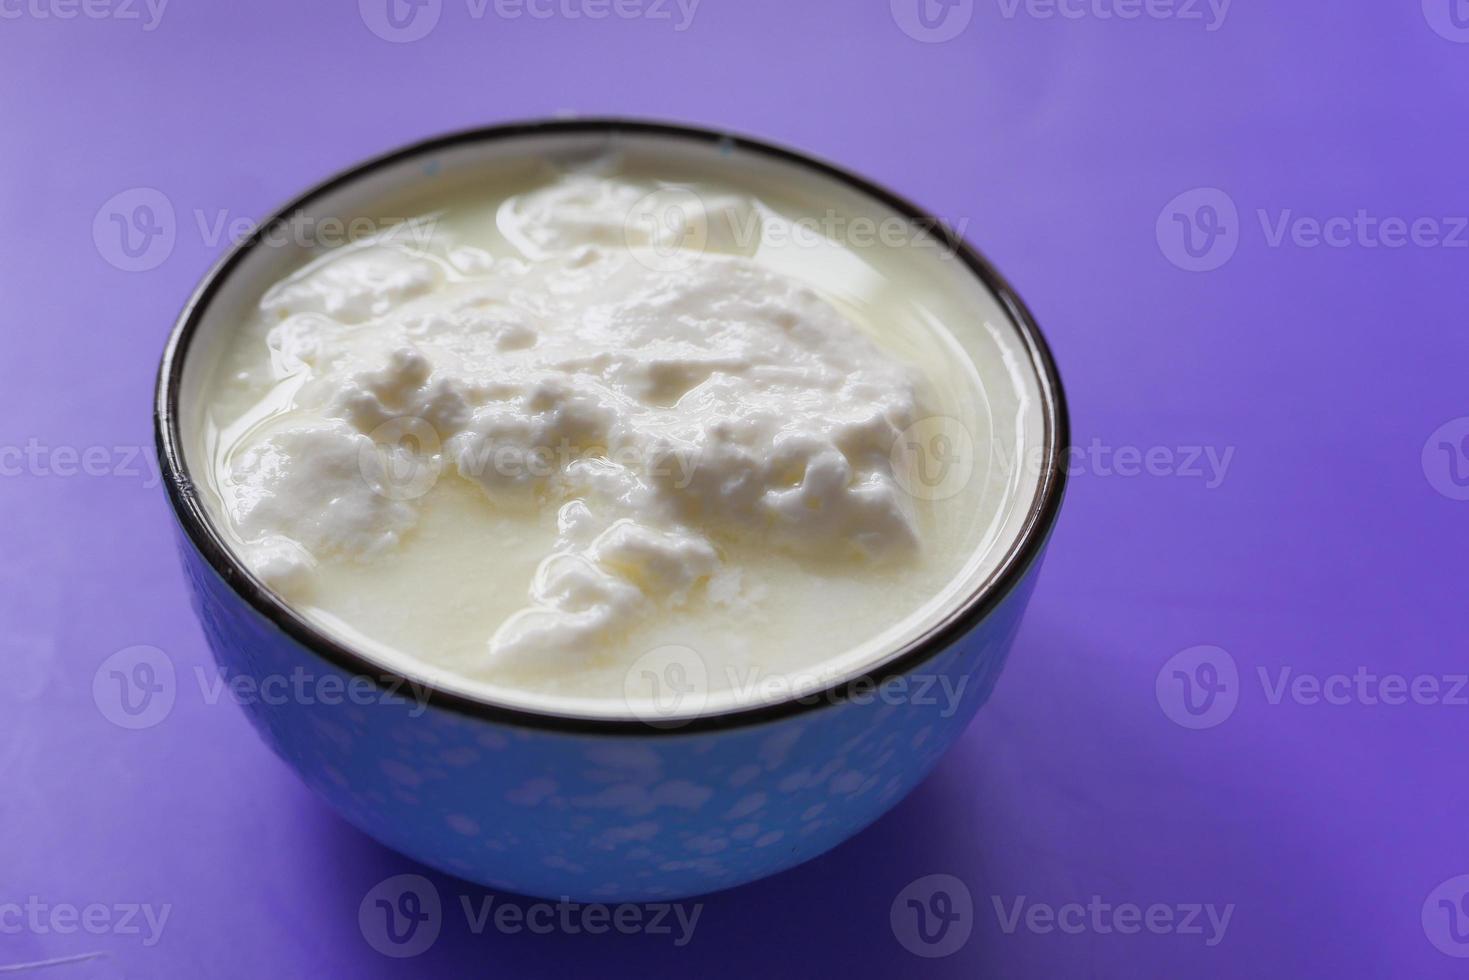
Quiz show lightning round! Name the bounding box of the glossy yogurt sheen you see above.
[195,159,1043,717]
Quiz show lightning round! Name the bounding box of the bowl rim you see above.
[154,116,1069,735]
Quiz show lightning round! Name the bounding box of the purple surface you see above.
[3,1,1467,975]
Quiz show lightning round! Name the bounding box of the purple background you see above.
[3,0,1467,975]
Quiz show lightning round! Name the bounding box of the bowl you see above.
[154,118,1068,903]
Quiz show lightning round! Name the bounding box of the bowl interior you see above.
[160,120,1066,727]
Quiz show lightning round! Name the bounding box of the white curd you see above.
[192,154,1045,716]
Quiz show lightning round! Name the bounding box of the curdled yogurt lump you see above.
[216,176,930,668]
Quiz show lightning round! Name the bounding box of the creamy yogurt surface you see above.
[194,155,1042,715]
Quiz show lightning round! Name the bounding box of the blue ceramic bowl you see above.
[154,120,1068,902]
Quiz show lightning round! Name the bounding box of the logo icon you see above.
[93,188,175,272]
[1423,0,1469,42]
[92,645,177,730]
[359,874,442,957]
[890,0,974,43]
[624,187,711,273]
[359,0,442,43]
[1422,418,1469,501]
[891,416,976,502]
[360,417,443,501]
[623,644,709,727]
[1424,875,1469,957]
[1156,188,1239,272]
[891,874,973,957]
[1156,645,1239,729]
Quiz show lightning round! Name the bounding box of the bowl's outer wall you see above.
[176,521,1047,901]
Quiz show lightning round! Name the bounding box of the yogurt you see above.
[196,160,1044,714]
